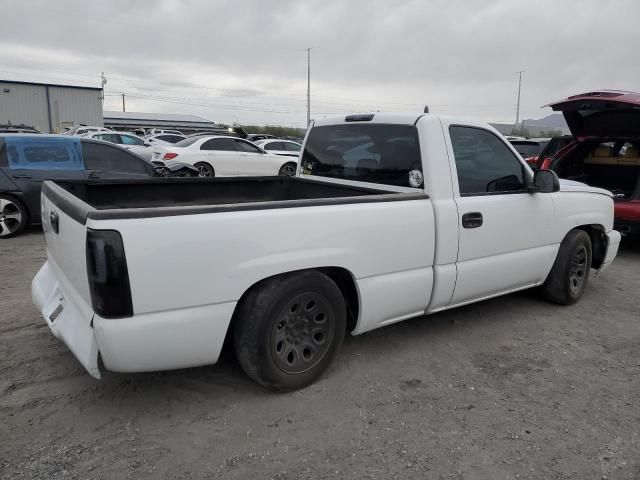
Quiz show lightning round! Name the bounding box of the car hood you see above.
[559,178,612,197]
[545,91,640,138]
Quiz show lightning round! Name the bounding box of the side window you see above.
[82,142,151,174]
[119,134,144,146]
[95,133,120,144]
[449,126,526,195]
[263,142,282,151]
[201,138,236,151]
[286,142,301,152]
[234,140,262,153]
[2,137,84,171]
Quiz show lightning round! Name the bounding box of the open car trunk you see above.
[554,140,640,200]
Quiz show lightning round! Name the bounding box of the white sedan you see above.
[152,136,298,177]
[85,131,154,160]
[254,139,302,158]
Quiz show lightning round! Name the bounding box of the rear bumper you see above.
[614,219,640,238]
[596,230,622,274]
[614,201,640,237]
[33,261,237,377]
[32,261,101,378]
[93,302,236,374]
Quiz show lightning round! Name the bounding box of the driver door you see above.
[445,124,557,306]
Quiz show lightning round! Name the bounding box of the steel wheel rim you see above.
[568,245,588,295]
[270,292,336,374]
[281,164,297,176]
[0,199,22,237]
[197,164,212,177]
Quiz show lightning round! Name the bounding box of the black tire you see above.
[0,194,28,239]
[541,229,592,305]
[234,271,346,391]
[194,162,215,178]
[278,162,297,176]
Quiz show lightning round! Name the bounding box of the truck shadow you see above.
[62,241,640,402]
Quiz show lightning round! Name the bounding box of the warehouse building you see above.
[104,111,217,135]
[0,80,103,133]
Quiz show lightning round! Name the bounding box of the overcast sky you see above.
[0,0,638,127]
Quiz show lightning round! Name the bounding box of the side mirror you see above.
[530,169,560,193]
[144,142,151,147]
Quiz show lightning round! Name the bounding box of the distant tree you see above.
[510,127,530,137]
[537,129,563,138]
[241,125,306,138]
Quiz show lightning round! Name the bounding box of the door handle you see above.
[50,211,59,234]
[88,172,101,179]
[12,174,32,179]
[462,212,483,229]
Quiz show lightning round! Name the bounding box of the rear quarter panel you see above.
[89,198,435,335]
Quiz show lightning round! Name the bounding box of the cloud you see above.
[0,0,638,126]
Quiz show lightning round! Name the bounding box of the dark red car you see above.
[541,91,640,239]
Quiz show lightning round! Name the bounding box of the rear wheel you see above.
[541,229,592,305]
[234,271,346,391]
[194,162,215,178]
[278,162,297,176]
[0,195,28,239]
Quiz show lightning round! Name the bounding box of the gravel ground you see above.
[1,229,639,480]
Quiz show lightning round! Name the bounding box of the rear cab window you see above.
[300,124,422,187]
[1,136,84,170]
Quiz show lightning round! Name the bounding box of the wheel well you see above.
[317,267,360,333]
[575,224,606,268]
[227,267,360,341]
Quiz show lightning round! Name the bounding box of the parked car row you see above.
[152,136,299,177]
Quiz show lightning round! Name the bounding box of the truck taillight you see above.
[163,152,178,160]
[86,229,133,318]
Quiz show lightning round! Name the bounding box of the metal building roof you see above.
[104,111,215,126]
[0,79,102,91]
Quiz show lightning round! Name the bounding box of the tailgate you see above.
[32,189,100,377]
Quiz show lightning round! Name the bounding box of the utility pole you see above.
[515,70,524,125]
[100,72,107,104]
[122,93,126,113]
[306,47,312,127]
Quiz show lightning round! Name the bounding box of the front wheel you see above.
[234,271,346,391]
[541,229,592,305]
[278,162,297,176]
[0,195,28,239]
[194,162,215,178]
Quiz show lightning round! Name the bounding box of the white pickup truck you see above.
[32,113,621,391]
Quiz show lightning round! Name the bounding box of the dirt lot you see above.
[1,230,639,480]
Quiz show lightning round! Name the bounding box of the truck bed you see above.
[43,176,426,224]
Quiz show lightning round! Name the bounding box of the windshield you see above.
[300,124,421,187]
[510,142,541,157]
